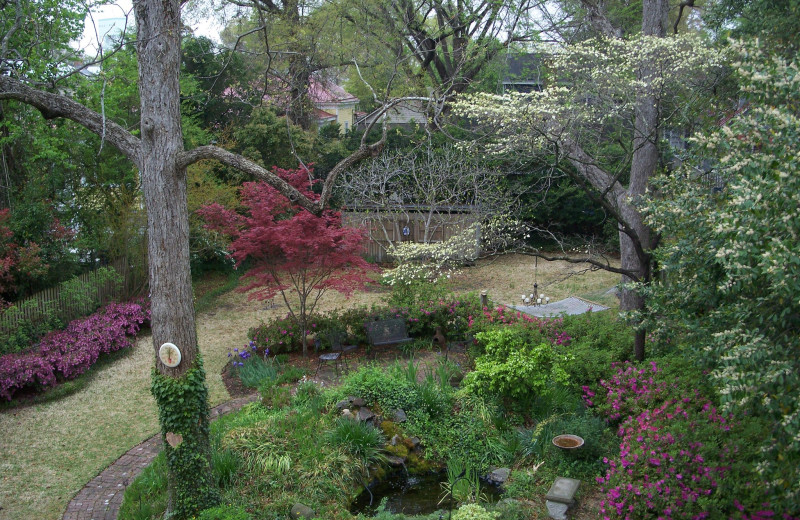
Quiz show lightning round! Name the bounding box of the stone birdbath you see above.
[552,434,584,449]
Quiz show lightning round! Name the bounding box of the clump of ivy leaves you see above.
[151,354,220,518]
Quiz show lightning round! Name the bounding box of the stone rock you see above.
[335,398,353,410]
[408,436,421,449]
[393,409,408,423]
[357,407,375,422]
[390,434,402,446]
[546,477,580,505]
[546,500,569,520]
[341,409,355,420]
[352,397,366,407]
[486,467,510,485]
[290,503,317,519]
[386,455,406,467]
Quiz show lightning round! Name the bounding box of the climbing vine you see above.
[151,355,220,518]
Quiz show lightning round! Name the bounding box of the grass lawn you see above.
[0,254,619,520]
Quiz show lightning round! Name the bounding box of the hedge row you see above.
[0,301,150,400]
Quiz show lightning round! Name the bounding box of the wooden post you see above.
[480,290,488,308]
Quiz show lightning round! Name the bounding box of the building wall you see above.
[336,106,355,133]
[343,211,478,263]
[316,102,357,134]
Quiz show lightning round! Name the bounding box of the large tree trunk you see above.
[620,0,668,361]
[134,0,218,515]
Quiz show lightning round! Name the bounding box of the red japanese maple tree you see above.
[198,166,377,356]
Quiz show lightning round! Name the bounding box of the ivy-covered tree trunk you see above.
[134,0,219,515]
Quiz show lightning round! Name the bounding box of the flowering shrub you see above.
[592,361,796,518]
[585,361,670,422]
[0,301,150,400]
[248,297,573,357]
[248,315,306,354]
[383,224,481,288]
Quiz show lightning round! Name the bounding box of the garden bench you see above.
[364,318,413,356]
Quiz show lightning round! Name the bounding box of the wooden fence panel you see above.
[0,256,148,339]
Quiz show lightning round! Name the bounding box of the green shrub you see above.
[463,326,572,400]
[343,365,420,413]
[524,383,585,422]
[492,499,533,520]
[452,503,500,520]
[259,381,292,409]
[560,311,633,385]
[546,413,616,475]
[405,393,504,470]
[197,505,253,520]
[325,417,386,464]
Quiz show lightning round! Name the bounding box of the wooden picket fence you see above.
[0,256,148,339]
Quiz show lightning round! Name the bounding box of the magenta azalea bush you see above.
[0,301,150,400]
[590,361,798,519]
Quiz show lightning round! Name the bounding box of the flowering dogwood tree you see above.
[199,167,377,356]
[453,0,727,359]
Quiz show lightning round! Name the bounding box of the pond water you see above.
[349,471,503,517]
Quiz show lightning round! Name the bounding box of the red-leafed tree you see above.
[198,166,377,356]
[0,208,47,306]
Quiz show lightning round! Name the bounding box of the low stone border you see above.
[62,394,259,520]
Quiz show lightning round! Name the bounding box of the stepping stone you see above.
[546,477,580,505]
[546,500,569,520]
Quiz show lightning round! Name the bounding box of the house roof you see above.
[314,108,337,123]
[309,80,359,104]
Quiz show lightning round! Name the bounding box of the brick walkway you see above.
[62,394,259,520]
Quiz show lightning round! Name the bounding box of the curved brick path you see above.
[62,394,258,520]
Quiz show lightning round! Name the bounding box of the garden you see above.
[1,3,799,519]
[117,278,784,520]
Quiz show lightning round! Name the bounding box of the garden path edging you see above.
[62,393,259,520]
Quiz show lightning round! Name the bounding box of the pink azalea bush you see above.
[0,301,150,400]
[590,361,798,519]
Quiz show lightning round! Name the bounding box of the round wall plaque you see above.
[159,342,182,368]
